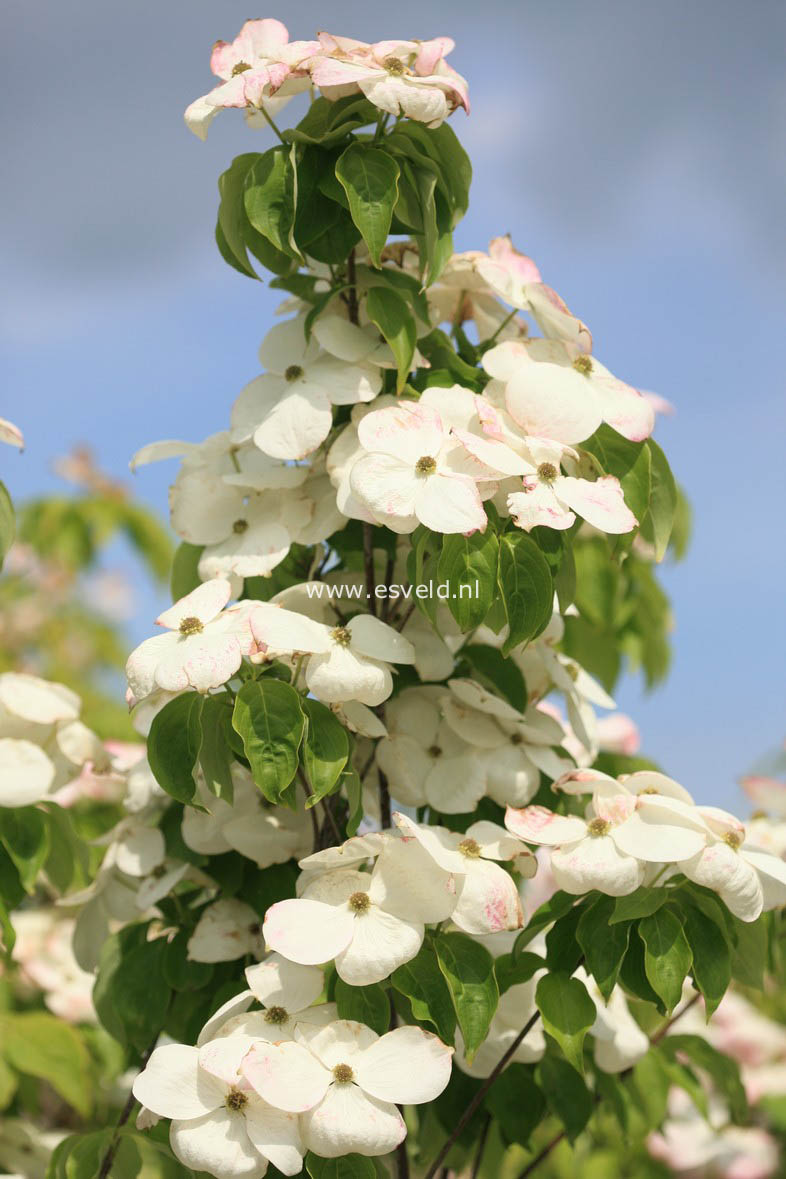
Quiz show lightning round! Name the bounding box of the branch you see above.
[97,1034,159,1179]
[424,1011,541,1179]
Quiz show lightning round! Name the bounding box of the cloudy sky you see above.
[2,0,784,807]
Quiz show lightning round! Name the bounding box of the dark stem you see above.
[378,766,392,831]
[380,550,396,621]
[515,993,703,1178]
[346,249,359,326]
[394,599,417,632]
[97,1035,158,1179]
[363,523,378,617]
[424,1010,541,1179]
[471,1113,492,1178]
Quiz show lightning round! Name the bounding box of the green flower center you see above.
[349,891,371,914]
[285,364,304,382]
[587,818,611,837]
[537,462,558,484]
[415,455,437,476]
[330,626,352,647]
[179,616,204,637]
[333,1062,355,1084]
[458,838,481,858]
[225,1088,248,1111]
[572,354,593,376]
[384,57,407,75]
[232,62,252,76]
[428,744,442,758]
[723,830,743,851]
[264,1005,289,1025]
[233,518,249,534]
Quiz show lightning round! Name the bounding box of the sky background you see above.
[1,0,784,809]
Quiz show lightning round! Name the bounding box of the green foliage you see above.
[0,1011,93,1116]
[391,943,456,1044]
[639,905,693,1014]
[438,531,499,630]
[301,697,350,804]
[335,143,400,266]
[306,1152,377,1179]
[0,806,50,894]
[535,972,596,1073]
[536,1047,594,1141]
[334,979,390,1035]
[93,925,171,1051]
[0,480,14,569]
[147,692,203,804]
[365,286,416,392]
[232,679,306,802]
[435,931,498,1063]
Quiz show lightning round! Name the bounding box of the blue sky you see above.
[1,0,784,809]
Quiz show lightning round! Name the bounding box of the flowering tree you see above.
[3,19,786,1179]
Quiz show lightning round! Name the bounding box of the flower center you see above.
[225,1087,248,1112]
[458,838,481,858]
[587,817,611,837]
[537,462,558,484]
[330,626,352,647]
[264,1005,289,1025]
[509,732,523,746]
[333,1062,355,1084]
[284,364,304,382]
[723,830,743,851]
[384,57,407,75]
[349,891,371,914]
[248,922,261,936]
[233,518,249,534]
[572,354,593,376]
[179,616,204,636]
[415,455,437,476]
[231,61,252,76]
[639,786,659,795]
[565,661,579,682]
[427,744,442,758]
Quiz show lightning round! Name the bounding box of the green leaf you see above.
[730,913,768,988]
[639,906,693,1013]
[0,806,50,894]
[302,698,350,804]
[577,895,631,1001]
[438,531,499,630]
[163,931,214,993]
[170,542,204,601]
[641,439,677,561]
[1,1011,92,1116]
[619,927,666,1012]
[486,1063,545,1147]
[197,694,235,802]
[216,153,294,279]
[610,887,669,924]
[306,1152,376,1179]
[630,1049,671,1130]
[244,145,299,259]
[435,931,498,1063]
[497,531,554,653]
[93,928,171,1051]
[662,1035,747,1123]
[285,95,378,147]
[365,286,416,392]
[581,425,651,528]
[0,480,15,569]
[335,143,400,267]
[460,644,527,712]
[513,891,578,956]
[681,902,731,1017]
[334,979,390,1036]
[535,972,596,1073]
[545,903,586,975]
[416,329,486,391]
[390,944,456,1044]
[495,951,543,995]
[147,693,203,804]
[232,679,305,802]
[536,1048,594,1141]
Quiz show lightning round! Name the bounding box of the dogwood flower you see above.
[242,1020,452,1157]
[182,773,311,867]
[231,317,383,461]
[505,790,710,897]
[185,19,318,140]
[187,899,266,963]
[427,248,527,342]
[249,601,414,707]
[311,35,469,127]
[393,812,531,934]
[0,417,23,449]
[482,339,601,445]
[349,399,496,534]
[678,807,786,922]
[125,580,254,703]
[575,968,649,1073]
[133,1037,304,1177]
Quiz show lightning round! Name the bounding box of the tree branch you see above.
[97,1034,159,1179]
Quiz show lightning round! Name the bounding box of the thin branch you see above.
[378,766,392,831]
[380,550,396,621]
[424,1011,541,1179]
[347,249,360,325]
[471,1113,492,1178]
[257,104,285,143]
[97,1034,159,1178]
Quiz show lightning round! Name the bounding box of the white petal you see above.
[355,1025,453,1105]
[556,475,637,534]
[254,387,333,461]
[506,364,601,444]
[197,991,255,1046]
[551,836,644,897]
[258,317,314,373]
[681,844,763,922]
[243,1040,330,1113]
[301,1084,405,1158]
[0,739,55,806]
[295,1019,379,1069]
[349,452,420,523]
[170,1109,267,1179]
[335,906,424,986]
[154,633,244,694]
[132,1044,224,1120]
[416,474,488,534]
[250,603,331,656]
[508,483,575,531]
[357,401,444,464]
[244,1095,304,1175]
[245,954,324,1014]
[504,805,587,846]
[347,614,415,664]
[452,858,523,934]
[306,646,392,707]
[130,439,194,469]
[368,836,457,923]
[263,898,355,965]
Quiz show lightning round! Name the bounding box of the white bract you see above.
[242,1019,452,1157]
[679,807,786,922]
[126,580,254,703]
[250,600,414,706]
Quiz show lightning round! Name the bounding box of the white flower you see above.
[349,398,497,534]
[182,772,311,867]
[393,812,531,934]
[231,317,383,461]
[0,417,24,449]
[679,807,786,922]
[311,34,469,127]
[242,1019,452,1158]
[126,580,254,703]
[505,789,710,897]
[188,899,266,964]
[250,601,414,707]
[133,1038,304,1177]
[575,968,649,1073]
[184,19,318,141]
